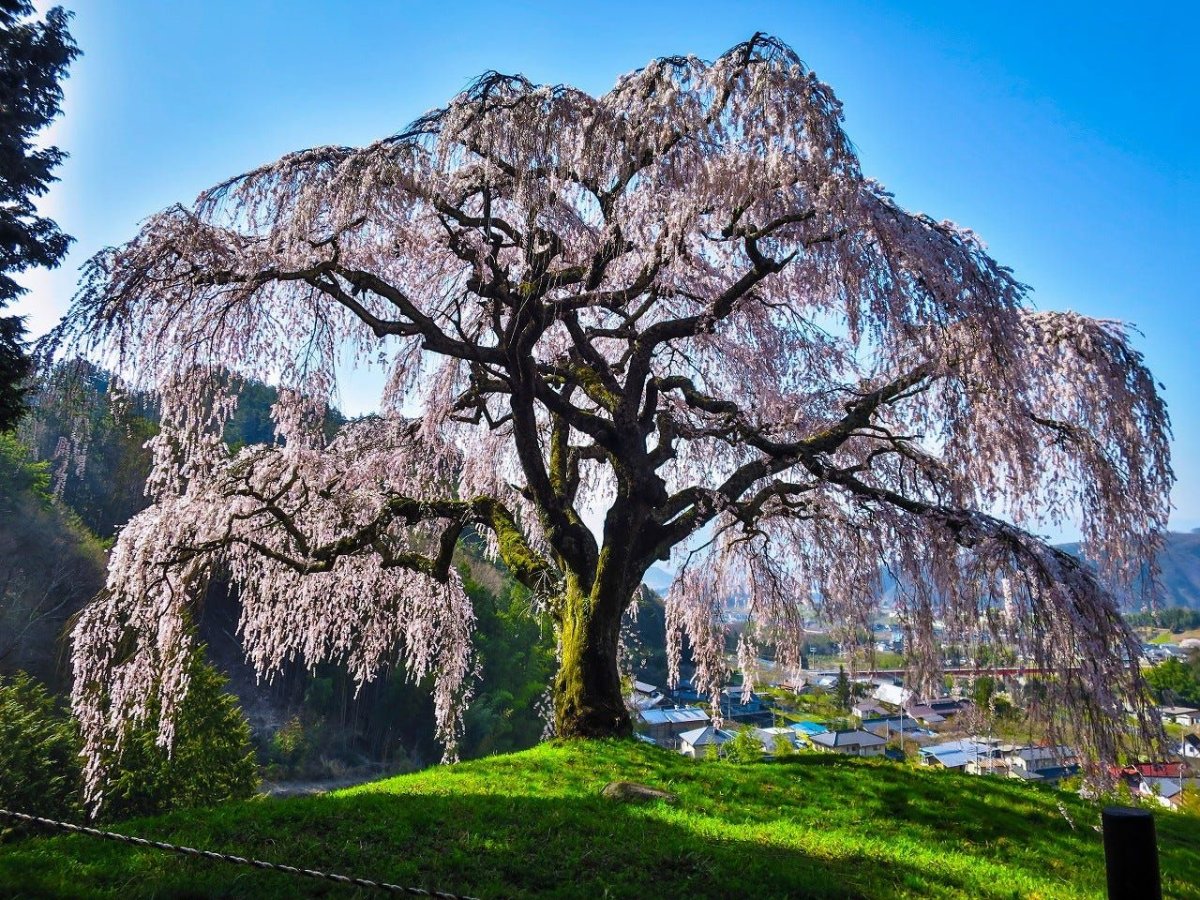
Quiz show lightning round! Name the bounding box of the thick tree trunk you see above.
[553,575,633,739]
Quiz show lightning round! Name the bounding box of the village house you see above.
[810,729,887,757]
[1113,763,1190,811]
[922,697,970,717]
[1179,734,1200,759]
[966,757,1010,777]
[1172,708,1200,727]
[919,739,998,772]
[637,706,709,748]
[752,727,802,756]
[788,720,829,746]
[678,725,735,759]
[872,683,913,708]
[770,676,812,695]
[1004,745,1079,785]
[851,700,889,720]
[903,704,947,726]
[1138,777,1186,810]
[860,716,932,741]
[1158,706,1200,727]
[902,696,971,725]
[628,680,665,710]
[718,686,773,726]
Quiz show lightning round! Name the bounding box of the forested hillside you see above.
[0,432,105,690]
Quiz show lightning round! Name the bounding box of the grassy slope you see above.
[1,741,1198,899]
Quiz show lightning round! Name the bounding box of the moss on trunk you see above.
[553,575,632,739]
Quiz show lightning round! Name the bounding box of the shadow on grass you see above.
[0,790,1004,899]
[1,746,1197,899]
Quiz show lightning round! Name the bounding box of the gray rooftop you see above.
[811,729,887,749]
[638,706,710,726]
[679,725,735,747]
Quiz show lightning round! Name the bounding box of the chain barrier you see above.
[0,808,480,899]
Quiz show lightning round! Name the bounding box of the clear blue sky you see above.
[16,1,1199,535]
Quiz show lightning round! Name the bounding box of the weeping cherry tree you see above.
[49,35,1171,804]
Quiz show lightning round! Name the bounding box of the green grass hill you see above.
[1,740,1197,898]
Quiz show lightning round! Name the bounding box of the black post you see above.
[1102,806,1162,900]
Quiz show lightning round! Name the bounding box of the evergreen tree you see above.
[0,2,78,429]
[98,646,259,821]
[0,672,82,823]
[836,665,851,712]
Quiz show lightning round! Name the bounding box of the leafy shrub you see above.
[773,733,797,758]
[0,672,81,824]
[265,716,314,779]
[724,726,764,764]
[1145,657,1200,707]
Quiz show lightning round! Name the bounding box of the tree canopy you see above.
[0,1,78,429]
[50,34,1172,802]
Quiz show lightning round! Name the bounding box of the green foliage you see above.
[20,361,157,538]
[870,650,905,669]
[835,664,851,711]
[0,431,106,687]
[99,649,258,822]
[0,431,49,506]
[1180,788,1200,817]
[1127,606,1200,632]
[459,562,555,757]
[264,717,313,779]
[772,733,796,758]
[0,672,81,824]
[723,726,763,764]
[1145,656,1200,708]
[991,695,1016,719]
[2,741,1198,898]
[767,687,845,722]
[22,363,344,541]
[973,676,996,709]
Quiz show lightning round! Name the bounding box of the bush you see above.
[0,672,82,824]
[723,726,764,764]
[772,733,797,758]
[99,649,259,821]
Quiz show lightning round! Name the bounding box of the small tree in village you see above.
[49,35,1172,805]
[836,665,851,712]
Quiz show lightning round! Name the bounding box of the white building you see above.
[872,683,913,708]
[678,725,735,758]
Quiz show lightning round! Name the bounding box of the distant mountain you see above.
[1057,530,1200,610]
[639,532,1200,613]
[642,565,674,595]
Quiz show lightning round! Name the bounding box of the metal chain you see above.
[0,808,480,899]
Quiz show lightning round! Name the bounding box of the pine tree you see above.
[0,1,78,429]
[836,665,851,712]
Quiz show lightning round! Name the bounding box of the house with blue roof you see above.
[788,720,829,745]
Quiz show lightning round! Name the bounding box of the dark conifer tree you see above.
[0,1,77,429]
